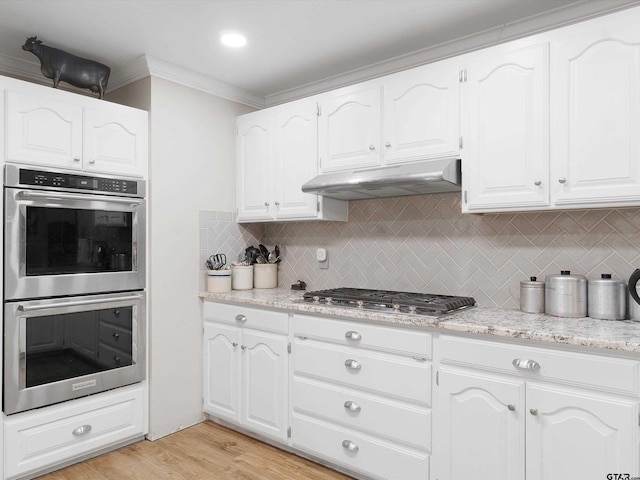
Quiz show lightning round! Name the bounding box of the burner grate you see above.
[302,287,475,316]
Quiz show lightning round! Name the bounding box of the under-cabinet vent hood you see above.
[301,158,461,201]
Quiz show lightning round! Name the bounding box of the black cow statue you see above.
[21,36,110,99]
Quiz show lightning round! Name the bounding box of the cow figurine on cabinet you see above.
[21,36,111,99]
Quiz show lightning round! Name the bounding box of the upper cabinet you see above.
[550,10,640,208]
[317,58,460,173]
[461,41,550,213]
[2,77,148,178]
[236,99,348,223]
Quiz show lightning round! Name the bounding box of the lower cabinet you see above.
[290,314,432,480]
[434,335,640,480]
[203,303,289,443]
[4,384,146,479]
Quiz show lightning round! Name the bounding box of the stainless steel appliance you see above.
[302,287,475,316]
[3,165,147,414]
[4,165,145,300]
[4,291,145,414]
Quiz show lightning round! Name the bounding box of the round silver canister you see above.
[545,271,587,318]
[630,285,640,321]
[520,276,545,313]
[588,274,626,320]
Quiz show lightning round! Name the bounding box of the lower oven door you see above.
[4,291,146,415]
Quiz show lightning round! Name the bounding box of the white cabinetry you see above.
[461,41,549,212]
[550,9,640,208]
[203,302,289,442]
[236,100,347,223]
[2,76,148,178]
[317,58,460,173]
[291,314,432,480]
[4,384,146,480]
[434,335,640,480]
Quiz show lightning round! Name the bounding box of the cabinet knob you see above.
[344,331,361,341]
[232,342,238,348]
[512,358,540,370]
[113,355,121,365]
[241,345,246,350]
[534,180,542,186]
[530,408,539,416]
[508,404,516,412]
[73,156,81,163]
[72,424,92,436]
[558,177,567,184]
[235,314,247,322]
[369,144,376,151]
[112,332,120,341]
[344,400,362,412]
[344,359,361,370]
[341,440,359,452]
[275,201,280,207]
[385,142,391,148]
[89,158,96,164]
[264,202,270,207]
[114,309,120,317]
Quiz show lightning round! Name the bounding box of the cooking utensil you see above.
[255,254,267,264]
[208,254,226,270]
[244,246,261,264]
[258,244,269,257]
[545,270,587,318]
[588,274,626,320]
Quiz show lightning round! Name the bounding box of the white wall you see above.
[146,77,253,439]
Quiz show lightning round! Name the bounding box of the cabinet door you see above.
[83,104,148,178]
[383,60,459,164]
[274,99,319,220]
[236,111,274,221]
[462,42,549,212]
[318,84,382,172]
[6,90,83,170]
[203,322,241,423]
[526,383,639,480]
[436,368,525,480]
[551,13,640,207]
[241,329,289,442]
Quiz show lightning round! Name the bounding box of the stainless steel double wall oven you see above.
[3,165,146,414]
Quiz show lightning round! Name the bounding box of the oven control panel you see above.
[13,167,142,197]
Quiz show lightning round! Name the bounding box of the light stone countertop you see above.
[200,288,640,354]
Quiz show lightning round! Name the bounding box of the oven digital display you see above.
[18,168,138,195]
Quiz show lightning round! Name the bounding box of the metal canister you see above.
[520,276,545,313]
[545,270,587,318]
[588,274,626,320]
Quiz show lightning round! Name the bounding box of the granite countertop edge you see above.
[199,289,640,354]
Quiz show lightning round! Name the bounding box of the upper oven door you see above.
[4,187,146,300]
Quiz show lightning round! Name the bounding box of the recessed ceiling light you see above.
[220,31,247,48]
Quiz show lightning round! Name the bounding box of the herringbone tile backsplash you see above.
[201,194,640,309]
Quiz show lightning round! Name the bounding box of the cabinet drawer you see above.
[98,307,132,329]
[440,335,640,395]
[292,413,429,480]
[4,384,145,479]
[98,343,133,368]
[293,377,431,450]
[293,314,431,357]
[203,302,288,334]
[99,323,132,351]
[293,339,431,404]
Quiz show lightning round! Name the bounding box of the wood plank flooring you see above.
[36,421,354,480]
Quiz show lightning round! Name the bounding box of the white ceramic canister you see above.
[545,270,587,318]
[253,263,278,289]
[207,269,232,293]
[231,265,254,290]
[588,274,626,320]
[520,276,545,313]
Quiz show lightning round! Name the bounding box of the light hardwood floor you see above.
[36,421,354,480]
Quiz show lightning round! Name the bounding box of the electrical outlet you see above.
[316,248,329,269]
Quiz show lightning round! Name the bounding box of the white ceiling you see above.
[0,0,639,107]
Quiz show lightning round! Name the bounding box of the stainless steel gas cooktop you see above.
[302,287,475,317]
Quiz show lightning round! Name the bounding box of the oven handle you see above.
[15,190,143,205]
[16,294,144,312]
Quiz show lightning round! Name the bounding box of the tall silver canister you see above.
[588,274,626,320]
[520,276,545,313]
[545,271,587,318]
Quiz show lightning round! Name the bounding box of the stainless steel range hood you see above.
[301,158,461,201]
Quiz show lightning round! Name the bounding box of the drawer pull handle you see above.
[344,401,361,412]
[512,358,540,370]
[345,331,361,341]
[235,314,247,322]
[530,408,539,416]
[344,359,361,370]
[342,440,359,452]
[508,404,516,412]
[72,424,92,436]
